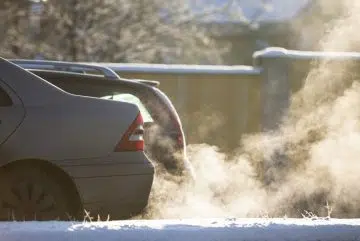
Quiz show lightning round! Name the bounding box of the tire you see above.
[0,165,76,221]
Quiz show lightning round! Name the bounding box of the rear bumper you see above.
[60,152,154,219]
[75,174,154,219]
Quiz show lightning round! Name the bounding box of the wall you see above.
[115,67,262,152]
[98,47,360,152]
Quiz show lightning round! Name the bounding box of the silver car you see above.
[0,58,154,221]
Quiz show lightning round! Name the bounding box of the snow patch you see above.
[254,47,360,60]
[1,218,360,241]
[93,63,262,75]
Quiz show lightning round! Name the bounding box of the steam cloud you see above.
[138,0,360,219]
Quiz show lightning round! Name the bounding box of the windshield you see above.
[101,93,154,123]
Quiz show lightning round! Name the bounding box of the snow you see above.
[93,63,262,75]
[254,47,360,61]
[1,218,360,241]
[89,47,360,75]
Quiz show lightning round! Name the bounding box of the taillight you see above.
[115,113,144,152]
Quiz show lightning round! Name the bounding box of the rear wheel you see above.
[0,166,75,221]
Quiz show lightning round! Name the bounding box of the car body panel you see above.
[76,173,153,218]
[0,58,67,107]
[60,151,154,218]
[0,95,143,162]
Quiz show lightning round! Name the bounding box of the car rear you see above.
[0,60,155,219]
[99,78,192,179]
[44,96,155,219]
[26,68,193,180]
[60,95,155,219]
[58,96,154,219]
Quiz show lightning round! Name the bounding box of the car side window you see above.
[0,86,12,107]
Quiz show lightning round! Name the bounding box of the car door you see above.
[0,79,25,146]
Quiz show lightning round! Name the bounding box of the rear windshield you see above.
[101,93,154,123]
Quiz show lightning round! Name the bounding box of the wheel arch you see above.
[0,158,83,218]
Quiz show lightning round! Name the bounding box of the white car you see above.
[0,58,154,221]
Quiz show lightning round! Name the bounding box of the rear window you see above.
[102,93,154,123]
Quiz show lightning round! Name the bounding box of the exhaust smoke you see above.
[138,0,360,219]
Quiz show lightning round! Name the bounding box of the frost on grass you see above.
[135,0,360,220]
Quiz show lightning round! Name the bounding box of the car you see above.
[0,57,154,221]
[12,59,195,182]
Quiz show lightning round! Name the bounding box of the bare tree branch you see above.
[0,0,270,64]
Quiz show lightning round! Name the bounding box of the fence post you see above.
[253,47,291,185]
[253,47,291,132]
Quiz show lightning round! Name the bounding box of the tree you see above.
[37,0,232,63]
[0,0,268,64]
[0,0,32,58]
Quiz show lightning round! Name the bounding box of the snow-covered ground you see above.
[1,218,360,241]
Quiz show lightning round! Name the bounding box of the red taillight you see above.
[115,113,144,152]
